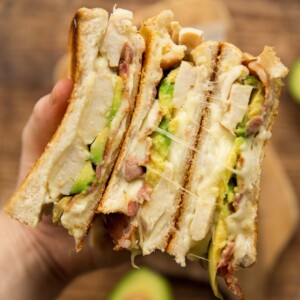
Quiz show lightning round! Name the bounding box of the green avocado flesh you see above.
[108,268,172,300]
[242,75,260,87]
[245,87,264,120]
[69,161,95,195]
[235,75,264,137]
[288,58,300,103]
[145,118,171,187]
[90,127,110,164]
[108,76,123,124]
[158,69,177,117]
[90,76,123,165]
[52,196,72,224]
[145,69,177,187]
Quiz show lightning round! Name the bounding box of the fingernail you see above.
[49,82,60,107]
[49,90,56,107]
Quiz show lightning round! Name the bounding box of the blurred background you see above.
[0,0,300,299]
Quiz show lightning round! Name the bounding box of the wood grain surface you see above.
[0,0,300,299]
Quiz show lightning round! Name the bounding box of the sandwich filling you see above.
[208,74,265,299]
[48,8,145,245]
[106,60,211,252]
[102,11,210,254]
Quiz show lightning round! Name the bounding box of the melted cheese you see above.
[61,190,99,244]
[189,104,234,241]
[226,194,256,264]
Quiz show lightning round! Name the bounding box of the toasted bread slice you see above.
[6,8,109,227]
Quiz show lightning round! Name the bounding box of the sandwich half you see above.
[6,7,145,249]
[99,10,213,252]
[167,43,288,298]
[99,10,288,299]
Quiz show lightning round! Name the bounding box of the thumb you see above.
[18,79,73,184]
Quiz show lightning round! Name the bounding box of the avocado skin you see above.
[108,268,172,300]
[69,161,95,195]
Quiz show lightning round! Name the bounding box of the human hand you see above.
[0,79,128,300]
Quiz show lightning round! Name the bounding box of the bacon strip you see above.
[118,43,134,79]
[137,183,153,202]
[246,115,264,136]
[218,265,245,300]
[218,241,235,269]
[127,201,139,217]
[124,156,145,182]
[104,214,135,250]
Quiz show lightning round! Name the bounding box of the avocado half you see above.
[108,268,172,300]
[288,58,300,103]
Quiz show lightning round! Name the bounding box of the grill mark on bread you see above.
[167,43,222,252]
[69,12,80,81]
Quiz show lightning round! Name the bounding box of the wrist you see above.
[0,210,70,300]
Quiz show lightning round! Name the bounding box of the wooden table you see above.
[0,0,299,299]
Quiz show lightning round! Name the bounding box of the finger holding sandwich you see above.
[1,77,130,300]
[19,79,73,184]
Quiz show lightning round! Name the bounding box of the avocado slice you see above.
[235,121,247,138]
[158,68,177,117]
[108,76,123,124]
[235,75,264,137]
[52,196,72,224]
[242,75,261,88]
[89,76,123,165]
[90,127,110,164]
[108,268,172,300]
[145,69,178,187]
[208,204,230,300]
[69,161,95,195]
[145,117,171,187]
[288,58,300,103]
[245,87,264,120]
